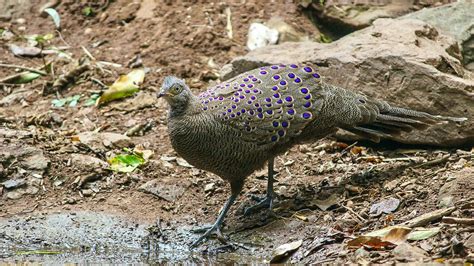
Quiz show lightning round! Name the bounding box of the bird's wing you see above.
[198,64,323,145]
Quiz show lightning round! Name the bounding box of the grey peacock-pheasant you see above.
[157,63,466,247]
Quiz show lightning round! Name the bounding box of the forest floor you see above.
[0,0,473,264]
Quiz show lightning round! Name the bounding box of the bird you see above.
[157,63,466,247]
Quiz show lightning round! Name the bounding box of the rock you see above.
[0,89,33,106]
[82,189,94,197]
[438,168,474,208]
[139,178,191,202]
[307,1,416,33]
[465,234,474,250]
[70,154,108,169]
[6,191,23,200]
[112,92,157,112]
[247,23,279,51]
[204,182,215,193]
[136,0,157,19]
[403,2,474,70]
[393,242,428,261]
[1,179,26,189]
[0,128,32,139]
[266,17,310,43]
[221,18,474,147]
[19,147,50,171]
[75,131,133,151]
[0,144,50,172]
[369,197,400,216]
[176,157,193,168]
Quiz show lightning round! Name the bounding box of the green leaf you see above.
[84,93,100,106]
[10,72,42,84]
[68,95,81,107]
[82,7,94,17]
[320,33,332,43]
[108,154,145,173]
[97,69,145,105]
[407,227,440,241]
[43,8,61,29]
[52,98,67,107]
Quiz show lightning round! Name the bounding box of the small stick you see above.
[341,205,366,223]
[225,7,233,39]
[414,154,450,168]
[442,216,474,226]
[401,207,456,228]
[0,63,47,76]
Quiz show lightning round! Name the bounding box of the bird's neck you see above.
[169,94,200,118]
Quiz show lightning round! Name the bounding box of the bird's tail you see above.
[344,105,467,143]
[325,85,468,143]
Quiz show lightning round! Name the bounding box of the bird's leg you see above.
[190,182,242,248]
[244,157,275,216]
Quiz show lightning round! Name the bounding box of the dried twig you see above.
[0,63,47,76]
[341,205,366,223]
[401,207,456,228]
[442,216,474,226]
[225,7,233,39]
[414,154,450,168]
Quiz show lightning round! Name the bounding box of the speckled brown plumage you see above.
[158,63,465,247]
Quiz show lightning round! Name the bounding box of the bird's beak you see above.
[157,91,167,98]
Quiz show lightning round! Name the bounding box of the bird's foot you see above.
[244,195,273,216]
[190,223,228,248]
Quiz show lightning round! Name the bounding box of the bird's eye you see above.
[171,85,182,95]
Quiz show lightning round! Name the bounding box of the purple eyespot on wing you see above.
[278,130,285,137]
[273,75,281,80]
[271,65,278,69]
[271,135,278,142]
[260,71,267,75]
[285,96,293,102]
[304,66,313,73]
[287,109,295,115]
[272,121,279,127]
[304,102,311,108]
[282,121,289,128]
[288,73,295,79]
[279,80,287,86]
[300,88,308,94]
[273,93,280,98]
[312,73,320,78]
[302,112,312,119]
[290,64,298,68]
[294,77,301,83]
[272,86,278,91]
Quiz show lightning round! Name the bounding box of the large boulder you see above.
[221,18,474,147]
[403,1,474,70]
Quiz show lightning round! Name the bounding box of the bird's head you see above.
[158,76,192,107]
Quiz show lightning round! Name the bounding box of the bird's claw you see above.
[190,224,228,248]
[244,195,273,216]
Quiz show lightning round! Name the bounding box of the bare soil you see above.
[0,0,473,264]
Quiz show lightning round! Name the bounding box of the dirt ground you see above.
[0,0,473,264]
